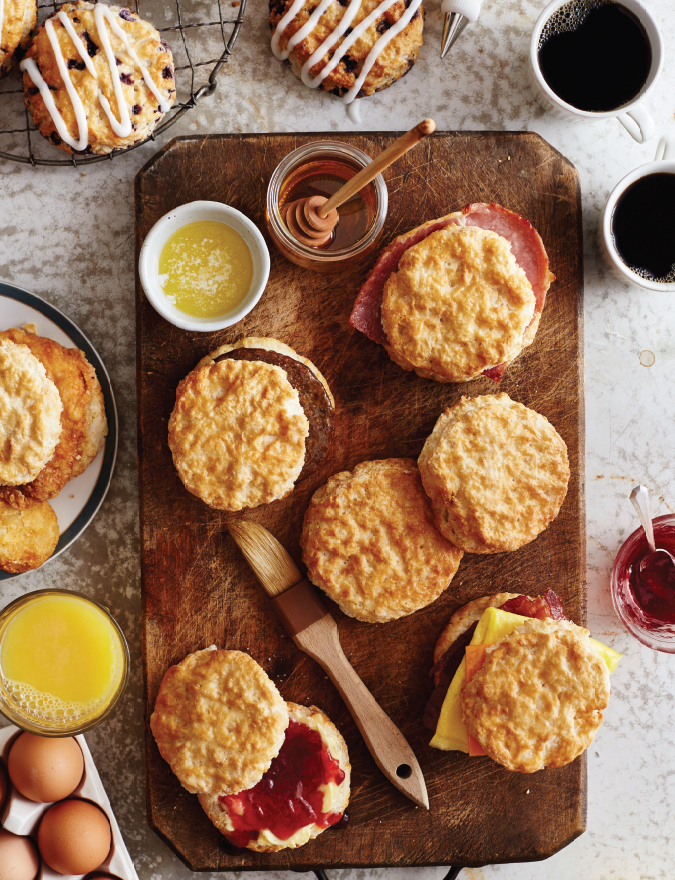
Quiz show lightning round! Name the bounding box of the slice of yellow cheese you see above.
[429,607,622,753]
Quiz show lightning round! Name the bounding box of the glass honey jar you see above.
[266,141,388,273]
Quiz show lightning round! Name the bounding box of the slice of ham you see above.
[349,203,554,378]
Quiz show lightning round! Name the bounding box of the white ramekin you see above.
[138,200,270,332]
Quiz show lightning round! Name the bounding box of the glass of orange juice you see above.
[0,589,129,736]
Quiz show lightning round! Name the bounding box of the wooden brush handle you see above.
[318,118,436,218]
[293,613,429,809]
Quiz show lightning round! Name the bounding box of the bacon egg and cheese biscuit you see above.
[426,593,621,772]
[350,203,554,383]
[168,337,334,512]
[418,393,570,554]
[301,458,463,623]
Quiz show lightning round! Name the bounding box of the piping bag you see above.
[229,521,429,809]
[441,0,482,58]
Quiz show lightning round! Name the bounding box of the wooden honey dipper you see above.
[282,118,437,248]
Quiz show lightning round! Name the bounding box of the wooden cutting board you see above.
[135,132,584,872]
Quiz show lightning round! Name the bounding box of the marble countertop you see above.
[1,0,675,878]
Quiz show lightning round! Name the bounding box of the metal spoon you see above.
[630,485,675,593]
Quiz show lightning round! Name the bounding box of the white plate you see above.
[0,283,118,580]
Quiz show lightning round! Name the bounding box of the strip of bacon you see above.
[349,203,554,379]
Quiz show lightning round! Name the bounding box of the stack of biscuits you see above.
[151,648,351,852]
[0,327,107,573]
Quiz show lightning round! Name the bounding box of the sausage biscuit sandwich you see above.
[168,337,334,511]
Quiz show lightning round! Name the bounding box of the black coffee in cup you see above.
[611,173,675,283]
[538,0,651,112]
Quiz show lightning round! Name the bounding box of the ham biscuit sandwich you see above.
[424,591,622,773]
[168,337,334,511]
[349,203,554,383]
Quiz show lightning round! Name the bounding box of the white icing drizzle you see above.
[20,3,171,150]
[272,0,423,104]
[346,99,361,123]
[0,0,5,55]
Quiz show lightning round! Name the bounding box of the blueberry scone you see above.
[270,0,424,103]
[21,2,175,155]
[0,0,36,77]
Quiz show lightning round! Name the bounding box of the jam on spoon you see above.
[628,485,675,624]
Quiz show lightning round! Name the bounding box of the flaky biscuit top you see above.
[419,393,570,553]
[462,619,610,773]
[301,458,463,623]
[168,358,309,511]
[0,339,62,486]
[381,225,536,383]
[151,648,289,796]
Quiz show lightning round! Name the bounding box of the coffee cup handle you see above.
[617,105,655,144]
[655,136,675,161]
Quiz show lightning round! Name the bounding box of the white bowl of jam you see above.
[611,513,675,652]
[139,201,270,332]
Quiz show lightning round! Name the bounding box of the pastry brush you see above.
[228,521,429,810]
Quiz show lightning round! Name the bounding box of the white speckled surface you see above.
[1,0,675,877]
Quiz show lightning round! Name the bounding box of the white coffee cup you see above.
[599,136,675,291]
[529,0,663,144]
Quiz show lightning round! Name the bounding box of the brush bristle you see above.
[228,522,301,597]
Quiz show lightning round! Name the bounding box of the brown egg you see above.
[0,829,40,880]
[8,733,84,803]
[0,762,8,809]
[38,799,111,874]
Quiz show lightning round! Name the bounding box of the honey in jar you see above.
[279,158,377,252]
[266,141,388,273]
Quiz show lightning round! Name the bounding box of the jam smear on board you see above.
[220,719,346,846]
[627,534,675,626]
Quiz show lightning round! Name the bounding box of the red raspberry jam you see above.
[611,515,675,652]
[220,718,346,846]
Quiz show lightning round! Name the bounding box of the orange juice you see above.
[0,591,128,734]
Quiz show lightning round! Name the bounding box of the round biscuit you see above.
[168,358,309,511]
[0,328,103,506]
[150,648,289,796]
[301,458,463,623]
[270,0,423,100]
[22,2,175,155]
[199,701,350,852]
[0,499,59,573]
[0,339,62,486]
[418,393,570,554]
[381,225,536,382]
[462,619,610,773]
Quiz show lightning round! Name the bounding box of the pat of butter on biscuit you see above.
[429,607,622,753]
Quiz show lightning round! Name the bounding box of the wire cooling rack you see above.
[0,0,246,166]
